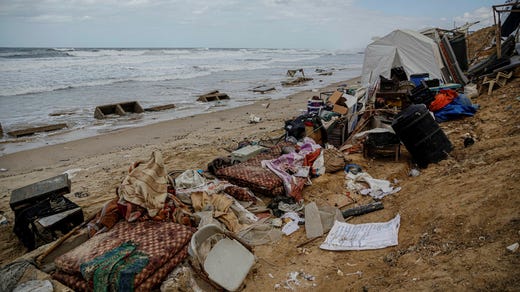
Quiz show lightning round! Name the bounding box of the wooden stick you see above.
[36,212,97,266]
[296,235,323,248]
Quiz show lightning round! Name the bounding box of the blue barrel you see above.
[410,73,429,87]
[392,104,452,167]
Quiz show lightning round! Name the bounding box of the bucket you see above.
[392,104,452,167]
[409,73,429,87]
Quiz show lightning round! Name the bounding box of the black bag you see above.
[284,115,307,140]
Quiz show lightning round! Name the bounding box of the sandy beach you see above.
[1,68,520,290]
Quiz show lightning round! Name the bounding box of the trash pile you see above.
[2,5,519,291]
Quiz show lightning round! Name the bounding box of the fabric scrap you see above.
[346,172,400,199]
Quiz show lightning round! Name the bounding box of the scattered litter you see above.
[276,270,316,290]
[337,269,344,276]
[409,168,421,177]
[63,168,82,179]
[175,169,206,189]
[341,201,384,218]
[464,137,475,147]
[346,172,401,199]
[344,164,362,174]
[268,273,274,279]
[506,242,519,253]
[278,201,304,212]
[74,191,89,198]
[271,218,283,228]
[249,114,262,124]
[320,214,400,251]
[160,264,203,292]
[345,271,363,277]
[300,271,315,281]
[281,212,304,236]
[0,215,7,225]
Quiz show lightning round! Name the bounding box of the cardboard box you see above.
[328,91,349,115]
[332,104,348,115]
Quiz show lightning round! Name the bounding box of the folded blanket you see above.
[54,220,193,291]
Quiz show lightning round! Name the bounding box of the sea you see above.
[0,47,363,155]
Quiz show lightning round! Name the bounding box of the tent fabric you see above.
[361,29,445,87]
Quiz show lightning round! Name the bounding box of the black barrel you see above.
[392,104,452,167]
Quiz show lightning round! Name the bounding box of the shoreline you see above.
[0,77,360,174]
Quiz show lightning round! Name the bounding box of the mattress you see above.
[53,220,193,291]
[215,142,292,197]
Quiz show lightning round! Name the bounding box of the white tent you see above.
[361,29,446,87]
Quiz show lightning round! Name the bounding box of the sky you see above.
[0,0,507,50]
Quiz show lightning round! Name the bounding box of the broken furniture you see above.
[7,123,68,138]
[94,101,144,119]
[10,174,84,250]
[189,224,255,291]
[281,69,313,86]
[481,71,513,95]
[363,131,401,161]
[326,117,349,148]
[197,90,230,102]
[375,91,408,109]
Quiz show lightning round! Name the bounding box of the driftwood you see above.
[341,201,384,218]
[7,123,68,138]
[296,235,323,248]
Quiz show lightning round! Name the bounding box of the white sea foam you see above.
[0,47,363,155]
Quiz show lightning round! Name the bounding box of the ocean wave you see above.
[0,71,213,97]
[0,48,73,59]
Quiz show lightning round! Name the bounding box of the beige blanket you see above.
[118,151,168,217]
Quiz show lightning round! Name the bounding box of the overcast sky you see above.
[0,0,506,49]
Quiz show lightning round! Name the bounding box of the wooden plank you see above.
[144,104,176,112]
[7,123,67,138]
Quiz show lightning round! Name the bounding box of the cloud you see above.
[454,6,494,28]
[28,14,92,23]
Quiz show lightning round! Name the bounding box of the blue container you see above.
[410,73,429,87]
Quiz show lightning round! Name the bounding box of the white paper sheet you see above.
[320,214,400,251]
[281,212,304,236]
